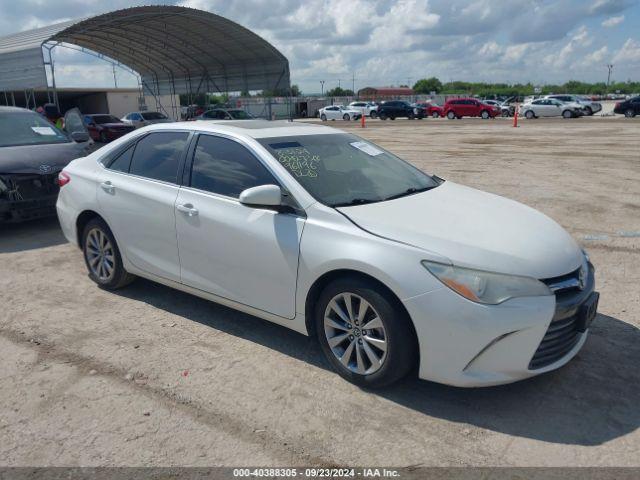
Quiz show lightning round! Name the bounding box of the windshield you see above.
[91,115,121,124]
[228,110,253,119]
[0,111,70,148]
[141,112,167,120]
[258,133,438,207]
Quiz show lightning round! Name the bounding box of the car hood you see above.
[337,181,582,279]
[145,118,172,124]
[100,123,133,128]
[0,141,86,174]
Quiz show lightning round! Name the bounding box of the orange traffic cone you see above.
[361,112,366,128]
[513,105,519,127]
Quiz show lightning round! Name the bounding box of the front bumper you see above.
[403,265,597,387]
[0,194,58,222]
[0,172,60,222]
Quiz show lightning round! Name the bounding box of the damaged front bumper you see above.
[0,172,60,222]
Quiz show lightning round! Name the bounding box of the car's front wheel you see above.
[316,277,417,388]
[82,218,135,290]
[432,111,440,118]
[525,110,535,119]
[625,109,636,118]
[320,114,327,121]
[343,113,350,121]
[562,109,574,119]
[446,111,456,120]
[481,110,490,119]
[369,111,377,119]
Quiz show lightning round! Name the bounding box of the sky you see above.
[0,0,639,94]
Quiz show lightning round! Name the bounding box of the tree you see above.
[325,86,354,97]
[413,77,443,94]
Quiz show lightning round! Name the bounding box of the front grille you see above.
[529,264,594,370]
[1,172,60,202]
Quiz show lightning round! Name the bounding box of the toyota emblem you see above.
[39,164,52,174]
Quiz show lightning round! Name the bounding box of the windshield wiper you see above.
[383,186,435,201]
[332,198,381,207]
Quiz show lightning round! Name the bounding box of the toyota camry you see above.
[56,120,598,388]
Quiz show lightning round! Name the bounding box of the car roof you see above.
[144,120,340,139]
[0,106,36,114]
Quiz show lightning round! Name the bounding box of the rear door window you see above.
[129,132,189,183]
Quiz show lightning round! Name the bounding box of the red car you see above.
[443,98,500,119]
[415,102,443,118]
[84,114,135,143]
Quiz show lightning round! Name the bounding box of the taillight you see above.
[57,171,71,187]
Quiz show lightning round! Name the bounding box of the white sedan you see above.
[319,105,362,121]
[56,120,598,388]
[520,98,583,119]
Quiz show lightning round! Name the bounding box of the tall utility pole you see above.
[606,64,614,90]
[352,73,355,96]
[320,80,325,96]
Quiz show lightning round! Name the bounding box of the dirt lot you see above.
[1,116,639,467]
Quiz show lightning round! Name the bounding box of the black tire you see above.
[480,110,490,119]
[315,276,417,388]
[320,114,327,121]
[446,111,456,120]
[525,110,535,119]
[501,110,510,117]
[379,112,387,120]
[343,113,350,121]
[82,217,135,290]
[99,131,108,143]
[562,109,573,119]
[369,111,377,119]
[407,112,415,120]
[432,111,440,118]
[584,106,593,116]
[625,109,636,118]
[389,116,396,120]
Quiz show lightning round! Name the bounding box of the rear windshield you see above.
[141,112,167,120]
[91,115,121,124]
[0,111,70,148]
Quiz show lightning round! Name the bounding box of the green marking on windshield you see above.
[275,147,320,178]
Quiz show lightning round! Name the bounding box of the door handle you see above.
[176,203,199,217]
[100,181,115,194]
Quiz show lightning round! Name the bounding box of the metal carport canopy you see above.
[0,5,291,95]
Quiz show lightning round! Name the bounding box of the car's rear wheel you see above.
[389,115,396,120]
[320,114,327,121]
[502,110,510,117]
[316,277,417,388]
[432,111,440,118]
[481,110,490,119]
[82,218,135,290]
[525,110,535,119]
[562,109,573,119]
[625,109,636,118]
[408,112,415,120]
[446,111,456,120]
[584,106,593,116]
[379,112,387,120]
[343,113,350,121]
[369,111,377,119]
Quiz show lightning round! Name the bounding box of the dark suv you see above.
[378,101,425,120]
[614,96,640,117]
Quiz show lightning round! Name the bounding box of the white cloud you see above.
[613,38,640,64]
[584,46,609,64]
[602,15,625,27]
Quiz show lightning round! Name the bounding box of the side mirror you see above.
[70,131,90,143]
[239,184,282,208]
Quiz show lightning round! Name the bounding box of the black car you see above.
[613,96,640,117]
[0,107,90,222]
[377,101,425,120]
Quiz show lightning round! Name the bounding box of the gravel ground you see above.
[0,115,639,467]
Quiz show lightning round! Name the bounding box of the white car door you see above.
[174,133,305,319]
[326,106,340,120]
[96,131,190,282]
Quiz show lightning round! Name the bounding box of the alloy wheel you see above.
[85,227,116,282]
[323,292,388,375]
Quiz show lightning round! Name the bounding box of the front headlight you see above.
[422,260,552,305]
